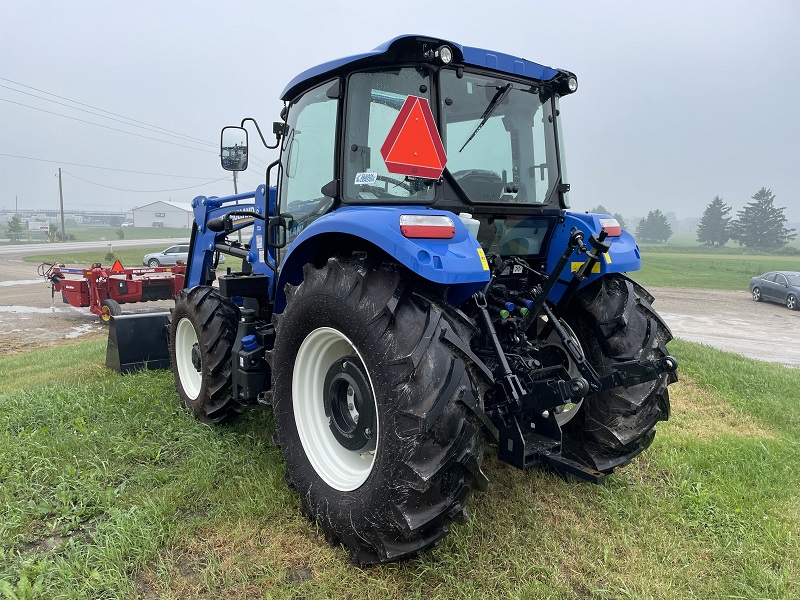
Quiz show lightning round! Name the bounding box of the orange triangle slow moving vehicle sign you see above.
[111,260,125,273]
[380,96,447,179]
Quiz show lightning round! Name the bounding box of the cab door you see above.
[276,80,340,264]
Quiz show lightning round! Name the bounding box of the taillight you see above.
[599,218,622,237]
[399,215,455,239]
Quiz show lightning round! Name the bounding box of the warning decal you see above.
[380,96,447,179]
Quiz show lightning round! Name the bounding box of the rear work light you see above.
[599,218,622,237]
[399,215,455,239]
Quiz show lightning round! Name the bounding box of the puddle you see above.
[65,324,97,339]
[0,279,46,287]
[0,306,62,314]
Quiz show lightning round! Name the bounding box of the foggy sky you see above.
[1,0,798,221]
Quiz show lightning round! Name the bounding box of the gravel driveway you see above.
[1,250,798,367]
[649,286,800,367]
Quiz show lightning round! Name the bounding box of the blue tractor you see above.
[169,35,677,564]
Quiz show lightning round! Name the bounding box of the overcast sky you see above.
[1,1,798,221]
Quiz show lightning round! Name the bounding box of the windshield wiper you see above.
[459,83,512,152]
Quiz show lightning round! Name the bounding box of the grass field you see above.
[634,252,800,289]
[23,248,170,270]
[0,339,797,599]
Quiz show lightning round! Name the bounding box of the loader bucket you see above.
[106,312,171,373]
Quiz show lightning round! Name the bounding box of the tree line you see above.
[594,187,796,249]
[697,187,796,249]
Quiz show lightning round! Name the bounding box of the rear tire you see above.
[273,255,488,564]
[752,287,762,302]
[169,286,241,424]
[560,274,675,472]
[100,298,122,323]
[787,294,797,310]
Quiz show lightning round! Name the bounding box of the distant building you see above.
[130,200,194,228]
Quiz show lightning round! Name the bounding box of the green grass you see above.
[634,252,800,289]
[23,247,170,269]
[0,339,798,598]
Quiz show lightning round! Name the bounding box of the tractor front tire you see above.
[561,274,675,472]
[273,256,488,564]
[169,286,241,424]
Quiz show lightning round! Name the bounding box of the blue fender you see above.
[275,206,490,312]
[546,211,642,302]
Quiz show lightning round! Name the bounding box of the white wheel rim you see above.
[293,327,378,491]
[175,317,202,400]
[540,320,584,426]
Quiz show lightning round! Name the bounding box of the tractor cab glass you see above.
[279,80,339,246]
[344,68,436,202]
[220,126,249,171]
[440,70,558,205]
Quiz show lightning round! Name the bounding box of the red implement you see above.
[39,261,186,322]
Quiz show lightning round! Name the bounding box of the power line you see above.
[0,76,278,171]
[0,84,216,146]
[0,152,216,179]
[0,76,216,147]
[0,83,217,147]
[0,97,216,154]
[62,170,230,193]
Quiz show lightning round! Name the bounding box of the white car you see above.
[143,245,189,267]
[142,244,226,267]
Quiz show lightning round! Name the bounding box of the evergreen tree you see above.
[730,187,796,249]
[5,215,23,242]
[696,195,731,246]
[636,209,673,243]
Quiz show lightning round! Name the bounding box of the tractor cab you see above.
[225,35,578,263]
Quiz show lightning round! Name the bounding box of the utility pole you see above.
[15,194,18,215]
[58,168,66,243]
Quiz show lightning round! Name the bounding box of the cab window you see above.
[280,80,339,243]
[344,68,435,202]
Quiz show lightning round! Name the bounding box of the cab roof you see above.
[280,34,561,101]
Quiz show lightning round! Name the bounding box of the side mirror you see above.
[220,126,249,171]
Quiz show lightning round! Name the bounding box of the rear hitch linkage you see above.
[470,228,678,483]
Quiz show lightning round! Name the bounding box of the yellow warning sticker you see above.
[605,252,612,264]
[477,248,489,271]
[571,262,601,274]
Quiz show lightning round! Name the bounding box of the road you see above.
[0,238,187,257]
[0,242,798,366]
